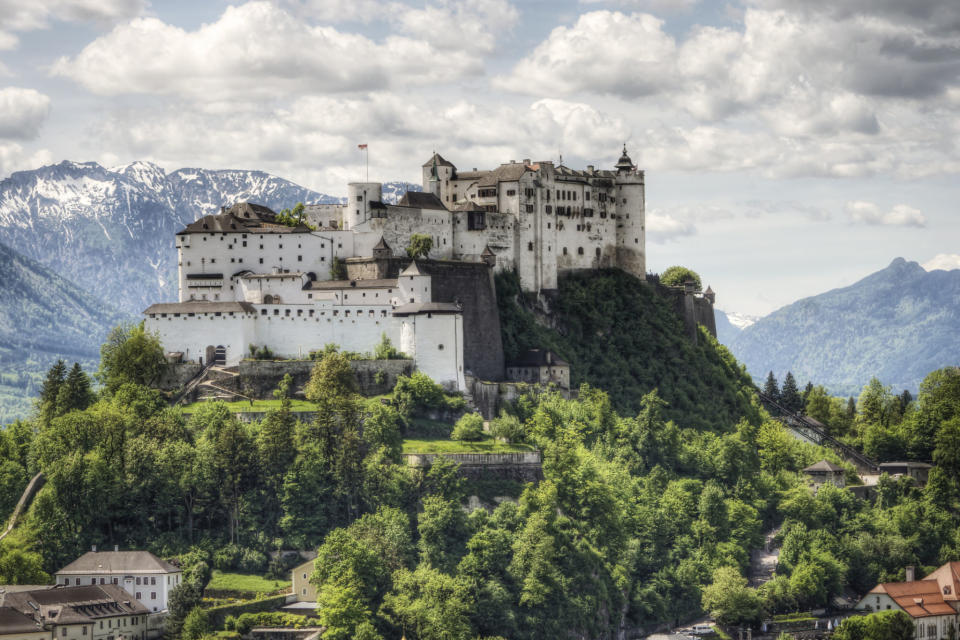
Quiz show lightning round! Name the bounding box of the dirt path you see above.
[748,526,781,587]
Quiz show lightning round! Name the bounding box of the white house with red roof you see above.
[855,563,960,640]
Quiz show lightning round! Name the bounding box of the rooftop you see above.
[869,580,956,618]
[143,301,257,315]
[397,191,447,210]
[507,349,569,368]
[391,302,460,316]
[803,460,845,473]
[4,585,150,626]
[0,606,44,633]
[305,278,398,291]
[58,550,180,575]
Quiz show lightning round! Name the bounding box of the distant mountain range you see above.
[0,160,420,316]
[722,258,960,395]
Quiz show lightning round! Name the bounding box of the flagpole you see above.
[366,146,369,182]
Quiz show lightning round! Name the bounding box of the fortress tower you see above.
[613,145,646,279]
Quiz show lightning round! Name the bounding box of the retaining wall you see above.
[403,451,542,481]
[237,358,413,398]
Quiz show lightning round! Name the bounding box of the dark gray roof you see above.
[143,301,257,315]
[392,302,460,316]
[5,585,149,625]
[422,153,455,168]
[397,191,447,210]
[803,459,845,473]
[57,551,180,575]
[478,162,531,187]
[373,236,391,251]
[0,606,44,633]
[507,349,569,368]
[178,202,312,235]
[241,272,305,280]
[305,279,397,290]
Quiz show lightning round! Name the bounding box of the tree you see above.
[701,566,762,625]
[181,607,211,640]
[37,360,66,424]
[330,256,347,280]
[418,495,469,572]
[166,583,203,638]
[660,265,702,289]
[490,411,523,443]
[97,322,167,394]
[451,413,484,441]
[55,363,94,416]
[382,565,474,640]
[406,233,433,259]
[257,375,298,530]
[833,611,914,640]
[763,371,780,404]
[374,333,404,360]
[781,372,802,414]
[857,377,895,430]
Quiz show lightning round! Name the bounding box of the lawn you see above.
[181,399,317,414]
[207,571,290,595]
[402,436,536,454]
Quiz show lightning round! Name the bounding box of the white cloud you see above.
[494,11,678,97]
[646,208,697,242]
[580,0,700,11]
[394,0,519,54]
[922,254,960,271]
[845,200,926,227]
[0,87,51,140]
[51,2,481,98]
[0,0,145,48]
[0,141,51,177]
[278,0,389,23]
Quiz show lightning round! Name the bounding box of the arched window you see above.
[577,247,584,255]
[595,247,601,257]
[263,294,274,304]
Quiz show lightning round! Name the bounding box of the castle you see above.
[143,148,647,390]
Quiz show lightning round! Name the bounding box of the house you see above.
[505,349,571,389]
[802,460,846,489]
[0,606,50,640]
[3,585,150,640]
[54,549,181,613]
[855,563,960,640]
[291,559,317,603]
[878,462,932,486]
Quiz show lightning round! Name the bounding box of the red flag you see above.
[358,144,368,149]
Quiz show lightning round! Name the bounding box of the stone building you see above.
[55,550,181,614]
[802,459,846,489]
[3,585,151,640]
[505,349,570,389]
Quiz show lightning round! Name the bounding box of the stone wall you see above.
[236,358,413,398]
[661,286,717,344]
[466,376,570,419]
[403,451,542,482]
[346,257,505,380]
[157,362,203,392]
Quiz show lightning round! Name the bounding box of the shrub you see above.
[660,265,702,289]
[394,372,446,417]
[406,233,433,259]
[490,411,524,443]
[451,412,484,441]
[181,607,211,640]
[374,333,406,360]
[237,548,268,573]
[213,544,241,571]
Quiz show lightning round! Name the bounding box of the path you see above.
[0,472,45,543]
[748,526,781,587]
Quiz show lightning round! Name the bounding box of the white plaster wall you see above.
[55,571,181,612]
[145,312,255,366]
[252,304,401,359]
[399,273,431,304]
[407,313,464,390]
[303,204,345,229]
[237,274,309,303]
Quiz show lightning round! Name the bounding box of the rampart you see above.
[346,257,505,380]
[237,358,413,398]
[466,376,571,419]
[403,451,542,482]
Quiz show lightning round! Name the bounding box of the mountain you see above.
[714,309,743,346]
[0,161,341,315]
[728,258,960,395]
[381,181,421,204]
[0,238,128,423]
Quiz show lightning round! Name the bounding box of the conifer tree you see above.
[55,363,93,416]
[802,381,814,409]
[38,360,66,423]
[781,372,802,414]
[763,371,780,403]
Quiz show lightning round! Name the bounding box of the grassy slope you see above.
[498,269,760,430]
[401,436,535,454]
[207,570,290,595]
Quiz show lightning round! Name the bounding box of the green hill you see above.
[497,269,760,430]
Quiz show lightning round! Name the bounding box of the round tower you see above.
[345,182,382,230]
[613,145,646,280]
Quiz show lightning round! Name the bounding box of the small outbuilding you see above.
[803,459,846,489]
[505,349,570,389]
[878,462,932,487]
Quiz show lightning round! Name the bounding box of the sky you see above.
[0,0,959,316]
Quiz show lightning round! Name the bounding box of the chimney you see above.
[906,565,916,582]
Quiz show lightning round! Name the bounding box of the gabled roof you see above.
[803,460,845,473]
[398,191,447,210]
[373,236,391,251]
[477,162,531,187]
[4,585,150,625]
[177,202,312,235]
[57,551,180,575]
[0,606,43,633]
[925,562,960,602]
[869,580,955,618]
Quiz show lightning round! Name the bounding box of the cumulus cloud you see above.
[646,208,697,242]
[0,141,52,177]
[494,11,678,97]
[51,2,480,97]
[845,201,926,227]
[922,254,960,271]
[0,0,145,48]
[394,0,519,54]
[580,0,700,11]
[0,87,51,140]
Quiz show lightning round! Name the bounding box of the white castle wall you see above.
[400,312,464,390]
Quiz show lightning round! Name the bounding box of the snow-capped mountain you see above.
[381,181,421,204]
[722,310,760,331]
[0,160,341,314]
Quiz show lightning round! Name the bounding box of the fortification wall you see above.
[467,376,570,419]
[345,258,505,380]
[403,451,542,482]
[157,362,203,391]
[236,358,413,398]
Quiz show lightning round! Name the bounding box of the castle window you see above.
[563,247,567,255]
[545,206,552,214]
[274,309,279,315]
[242,241,247,247]
[260,244,263,249]
[635,238,639,243]
[438,344,444,350]
[528,242,533,251]
[298,255,302,261]
[595,247,601,257]
[578,247,584,255]
[210,258,216,263]
[261,309,267,315]
[259,258,264,264]
[506,189,516,196]
[285,309,291,316]
[356,195,363,201]
[547,223,551,229]
[526,204,534,213]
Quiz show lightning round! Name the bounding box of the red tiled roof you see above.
[925,561,960,602]
[870,580,956,617]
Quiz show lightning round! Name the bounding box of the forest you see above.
[0,271,958,640]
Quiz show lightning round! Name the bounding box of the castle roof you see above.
[143,301,257,315]
[58,550,179,575]
[373,237,391,251]
[304,279,398,290]
[451,200,486,212]
[178,202,312,235]
[4,585,150,625]
[397,191,447,210]
[481,245,495,257]
[392,302,460,316]
[0,607,43,633]
[400,261,424,276]
[477,162,531,186]
[422,153,454,169]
